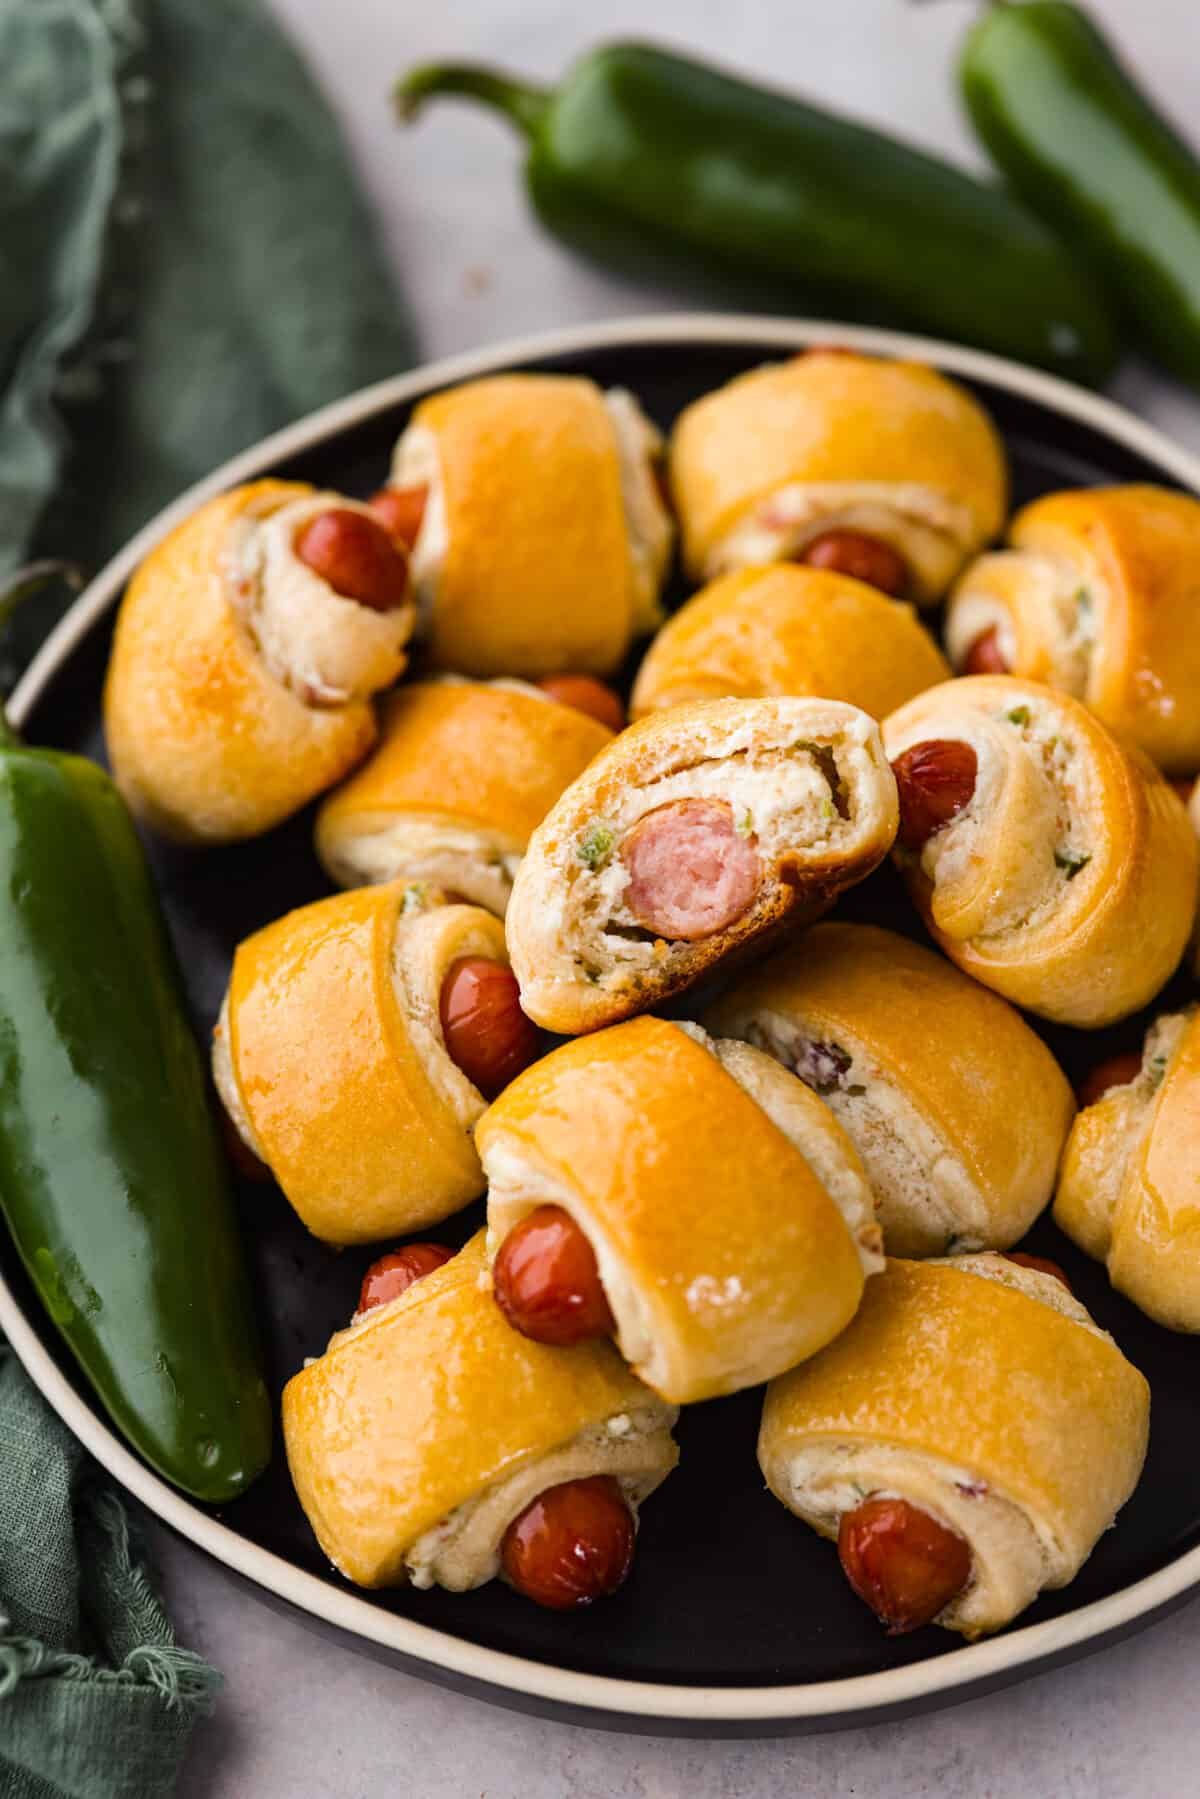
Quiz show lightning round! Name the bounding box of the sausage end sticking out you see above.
[501,1475,635,1610]
[295,508,411,612]
[622,797,761,942]
[799,530,909,598]
[963,626,1011,676]
[1076,1051,1144,1112]
[356,1244,454,1316]
[891,740,978,851]
[492,1205,615,1347]
[367,484,429,551]
[439,957,541,1101]
[536,674,627,734]
[1003,1250,1073,1295]
[838,1496,972,1634]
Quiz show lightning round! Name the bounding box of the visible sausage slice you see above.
[799,530,909,598]
[356,1243,454,1316]
[492,1205,615,1347]
[501,1476,635,1610]
[1004,1250,1073,1294]
[963,625,1011,675]
[891,740,978,850]
[295,508,411,612]
[439,958,541,1101]
[1076,1051,1143,1110]
[368,484,429,550]
[537,674,626,734]
[838,1496,972,1634]
[622,798,760,942]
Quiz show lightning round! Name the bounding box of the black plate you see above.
[5,321,1200,1734]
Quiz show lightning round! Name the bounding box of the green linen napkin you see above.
[0,0,413,1790]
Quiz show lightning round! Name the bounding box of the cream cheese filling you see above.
[223,491,411,705]
[319,816,523,916]
[887,692,1097,944]
[404,1409,676,1593]
[732,1011,986,1257]
[945,549,1103,696]
[706,482,977,601]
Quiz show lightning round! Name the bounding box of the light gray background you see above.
[160,2,1200,1792]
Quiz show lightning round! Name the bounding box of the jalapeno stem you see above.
[395,63,552,139]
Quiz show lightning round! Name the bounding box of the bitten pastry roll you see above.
[315,678,614,915]
[883,675,1197,1027]
[478,1015,884,1405]
[370,373,673,677]
[668,349,1007,603]
[630,565,950,720]
[1056,1010,1200,1331]
[946,486,1200,777]
[705,922,1075,1257]
[283,1235,678,1605]
[758,1255,1149,1638]
[213,885,540,1244]
[506,696,899,1035]
[104,481,415,843]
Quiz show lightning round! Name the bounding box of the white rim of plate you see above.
[3,313,1199,1728]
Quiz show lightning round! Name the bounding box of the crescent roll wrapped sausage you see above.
[283,1235,678,1599]
[883,676,1197,1027]
[315,679,613,914]
[1057,1009,1200,1331]
[506,696,899,1035]
[478,1016,884,1405]
[946,486,1200,776]
[706,923,1075,1257]
[104,481,415,843]
[376,374,672,677]
[668,350,1007,604]
[759,1255,1149,1638]
[630,565,950,721]
[213,886,540,1245]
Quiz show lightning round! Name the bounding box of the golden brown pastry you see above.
[283,1235,678,1597]
[1056,1007,1200,1331]
[213,885,541,1245]
[668,349,1007,603]
[315,678,613,914]
[104,481,415,843]
[478,1015,884,1405]
[883,675,1197,1026]
[506,696,899,1035]
[946,486,1200,777]
[630,564,950,720]
[378,373,672,676]
[705,922,1075,1257]
[759,1255,1149,1638]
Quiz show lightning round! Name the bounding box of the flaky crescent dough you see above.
[705,922,1075,1257]
[214,887,514,1244]
[283,1235,678,1591]
[630,565,949,720]
[883,675,1197,1026]
[946,486,1200,777]
[479,1016,882,1405]
[103,482,392,843]
[758,1255,1149,1638]
[1056,1007,1200,1331]
[506,696,899,1035]
[668,350,1007,602]
[314,679,612,913]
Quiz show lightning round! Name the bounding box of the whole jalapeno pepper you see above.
[396,41,1118,384]
[961,2,1200,388]
[0,571,271,1502]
